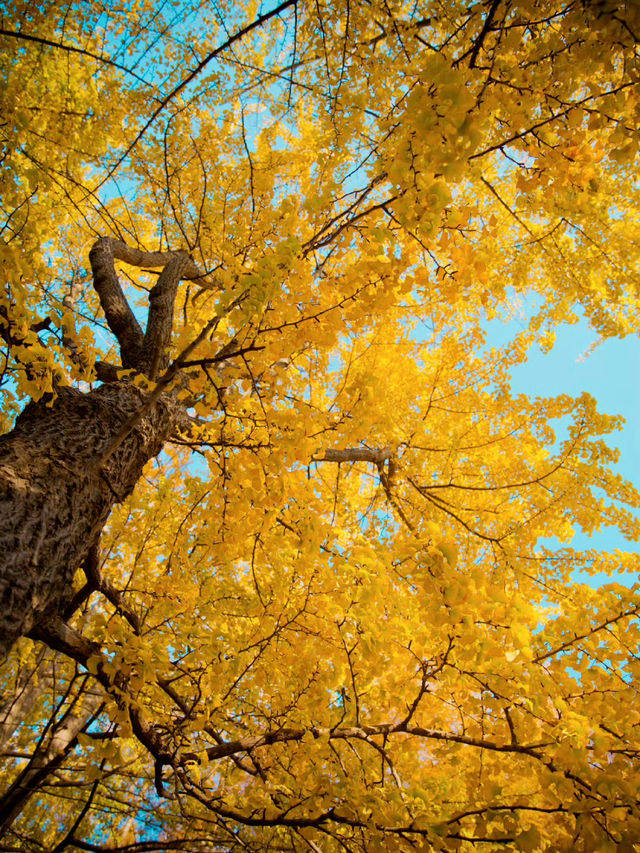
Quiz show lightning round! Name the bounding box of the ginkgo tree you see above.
[1,0,640,850]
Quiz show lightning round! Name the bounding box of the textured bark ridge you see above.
[0,238,201,659]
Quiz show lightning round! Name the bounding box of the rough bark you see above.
[0,382,179,657]
[0,238,199,660]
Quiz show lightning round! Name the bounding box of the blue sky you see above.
[498,312,640,562]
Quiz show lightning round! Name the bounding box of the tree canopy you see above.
[1,0,640,850]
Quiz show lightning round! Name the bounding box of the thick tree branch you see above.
[314,447,392,464]
[27,618,100,663]
[101,240,202,279]
[67,840,213,852]
[95,289,248,468]
[202,722,550,763]
[88,237,206,373]
[89,238,145,369]
[142,253,194,380]
[94,361,120,382]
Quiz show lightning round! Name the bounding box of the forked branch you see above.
[88,237,203,374]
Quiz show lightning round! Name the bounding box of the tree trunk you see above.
[0,237,204,660]
[0,382,177,658]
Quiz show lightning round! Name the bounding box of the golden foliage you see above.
[1,0,640,850]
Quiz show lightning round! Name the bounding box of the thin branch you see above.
[0,28,150,84]
[534,603,640,664]
[462,0,502,68]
